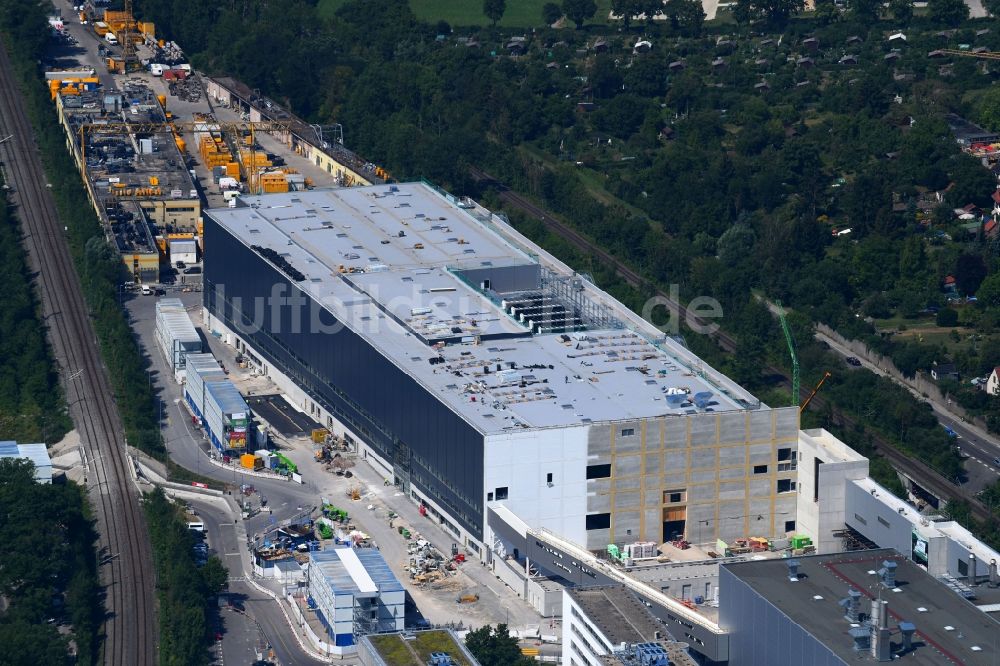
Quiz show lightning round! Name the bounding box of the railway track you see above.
[0,38,155,665]
[469,167,995,523]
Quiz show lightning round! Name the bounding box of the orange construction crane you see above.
[800,371,832,414]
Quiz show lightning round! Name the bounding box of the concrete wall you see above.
[484,425,590,548]
[845,482,913,558]
[527,577,564,617]
[140,199,200,230]
[584,407,799,549]
[796,429,869,554]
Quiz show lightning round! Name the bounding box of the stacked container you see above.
[204,381,250,452]
[183,353,225,420]
[155,298,201,383]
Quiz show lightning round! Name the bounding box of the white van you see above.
[104,32,118,45]
[149,63,165,76]
[140,285,151,295]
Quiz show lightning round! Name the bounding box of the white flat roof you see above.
[336,547,377,595]
[206,183,765,433]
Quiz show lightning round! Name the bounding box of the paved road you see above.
[816,330,1000,494]
[188,496,331,666]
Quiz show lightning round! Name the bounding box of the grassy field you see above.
[318,0,614,26]
[366,631,472,666]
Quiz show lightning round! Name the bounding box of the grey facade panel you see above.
[204,215,485,536]
[457,264,540,294]
[719,567,846,666]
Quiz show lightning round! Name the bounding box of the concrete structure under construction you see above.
[202,182,800,560]
[306,547,405,655]
[0,442,53,484]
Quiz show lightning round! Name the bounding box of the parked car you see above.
[183,266,201,275]
[175,261,186,269]
[845,356,862,367]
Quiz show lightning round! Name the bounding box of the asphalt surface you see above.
[187,496,330,666]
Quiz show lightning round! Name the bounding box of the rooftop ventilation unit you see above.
[989,559,999,588]
[849,626,870,651]
[632,642,670,666]
[898,621,916,652]
[787,559,801,582]
[879,561,897,588]
[969,554,978,586]
[839,588,861,622]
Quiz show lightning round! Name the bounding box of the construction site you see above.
[47,0,382,286]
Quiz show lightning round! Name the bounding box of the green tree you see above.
[987,0,1000,15]
[717,224,756,266]
[928,0,969,25]
[956,253,988,296]
[888,0,914,23]
[849,0,880,19]
[733,0,802,25]
[563,0,597,27]
[665,0,706,33]
[976,272,1000,307]
[483,0,507,25]
[466,625,535,666]
[977,87,1000,132]
[611,0,644,28]
[544,2,565,24]
[937,308,959,327]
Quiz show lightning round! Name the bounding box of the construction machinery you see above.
[800,371,832,413]
[776,301,800,407]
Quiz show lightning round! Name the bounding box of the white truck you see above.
[104,32,118,45]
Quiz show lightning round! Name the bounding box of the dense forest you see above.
[0,459,101,665]
[0,188,71,444]
[143,489,227,666]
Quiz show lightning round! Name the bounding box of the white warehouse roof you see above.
[206,183,765,433]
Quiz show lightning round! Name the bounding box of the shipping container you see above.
[184,354,225,421]
[155,299,201,383]
[203,381,250,452]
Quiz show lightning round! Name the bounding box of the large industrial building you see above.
[718,550,1000,666]
[203,182,799,557]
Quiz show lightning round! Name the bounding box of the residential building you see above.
[986,366,1000,395]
